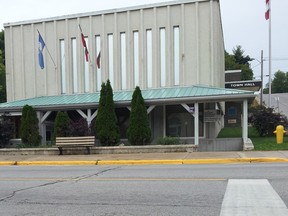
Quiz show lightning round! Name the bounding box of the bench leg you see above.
[86,146,90,155]
[58,147,63,155]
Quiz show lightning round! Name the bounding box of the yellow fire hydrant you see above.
[273,125,286,144]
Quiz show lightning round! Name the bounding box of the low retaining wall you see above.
[198,138,243,152]
[0,144,197,156]
[0,138,248,155]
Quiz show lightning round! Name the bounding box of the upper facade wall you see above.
[4,0,224,101]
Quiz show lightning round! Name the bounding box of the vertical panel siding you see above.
[4,0,224,101]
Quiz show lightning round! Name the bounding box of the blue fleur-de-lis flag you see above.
[38,33,45,69]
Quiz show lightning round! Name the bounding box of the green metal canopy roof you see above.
[0,85,256,112]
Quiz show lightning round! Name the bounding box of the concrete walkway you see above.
[1,151,288,165]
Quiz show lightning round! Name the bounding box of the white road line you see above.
[220,179,288,216]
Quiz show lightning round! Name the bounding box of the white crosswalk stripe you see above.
[220,179,288,216]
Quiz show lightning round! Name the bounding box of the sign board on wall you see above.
[228,119,237,124]
[204,110,221,122]
[225,81,262,89]
[188,107,195,113]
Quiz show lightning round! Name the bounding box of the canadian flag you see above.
[96,51,101,69]
[265,0,270,20]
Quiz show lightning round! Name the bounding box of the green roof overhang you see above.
[0,85,257,112]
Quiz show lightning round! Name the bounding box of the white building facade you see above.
[5,0,224,101]
[2,0,255,149]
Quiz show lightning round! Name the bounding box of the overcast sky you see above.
[1,0,288,86]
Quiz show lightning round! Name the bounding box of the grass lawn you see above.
[251,136,288,151]
[217,127,288,151]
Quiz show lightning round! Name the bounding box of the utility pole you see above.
[260,50,264,106]
[268,0,272,107]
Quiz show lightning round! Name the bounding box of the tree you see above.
[95,82,106,136]
[0,51,6,102]
[95,80,120,146]
[20,105,41,147]
[250,105,288,137]
[53,111,71,141]
[271,70,288,93]
[225,45,253,80]
[127,86,151,145]
[0,30,4,65]
[0,115,15,148]
[0,30,6,102]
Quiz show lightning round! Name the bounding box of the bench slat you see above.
[55,136,95,155]
[56,143,94,146]
[56,140,94,144]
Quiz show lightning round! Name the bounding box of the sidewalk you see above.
[1,151,288,165]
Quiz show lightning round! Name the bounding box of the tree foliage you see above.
[0,50,6,102]
[0,30,6,102]
[250,105,288,137]
[95,82,106,135]
[53,111,71,140]
[0,115,15,148]
[20,105,41,146]
[271,70,288,93]
[127,86,151,145]
[70,118,89,136]
[95,80,120,146]
[225,45,253,80]
[0,30,4,65]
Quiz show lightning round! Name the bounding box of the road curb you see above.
[15,161,98,166]
[0,161,16,166]
[1,158,288,166]
[97,159,184,165]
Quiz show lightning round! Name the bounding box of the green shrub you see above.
[0,115,15,148]
[53,111,71,141]
[20,104,41,147]
[127,86,151,145]
[157,136,180,145]
[250,106,288,136]
[95,80,120,146]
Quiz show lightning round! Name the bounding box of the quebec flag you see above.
[38,33,45,69]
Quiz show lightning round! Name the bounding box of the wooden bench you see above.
[55,136,95,155]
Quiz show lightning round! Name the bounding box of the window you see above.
[120,32,127,90]
[228,107,237,116]
[133,31,139,87]
[173,26,180,85]
[71,38,77,93]
[166,104,204,137]
[95,35,101,91]
[108,34,114,88]
[160,28,166,87]
[84,37,89,92]
[60,39,66,94]
[146,29,153,88]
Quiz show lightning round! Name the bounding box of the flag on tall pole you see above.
[38,31,45,69]
[265,0,272,107]
[265,0,270,20]
[79,25,89,62]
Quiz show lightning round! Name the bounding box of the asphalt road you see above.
[1,163,288,216]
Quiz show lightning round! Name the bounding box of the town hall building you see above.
[1,0,256,150]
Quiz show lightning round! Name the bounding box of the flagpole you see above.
[45,44,57,69]
[37,29,57,69]
[268,0,272,107]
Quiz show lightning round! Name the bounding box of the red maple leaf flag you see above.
[265,0,270,20]
[96,51,101,69]
[79,25,89,62]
